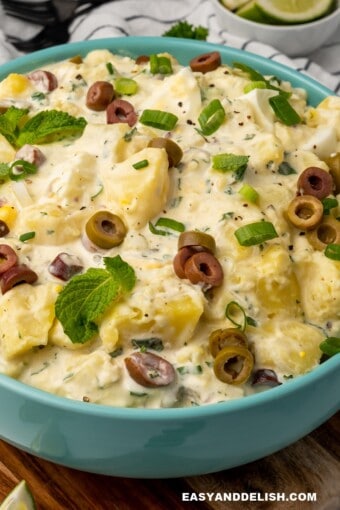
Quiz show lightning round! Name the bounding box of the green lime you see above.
[0,481,36,510]
[255,0,335,24]
[236,1,271,22]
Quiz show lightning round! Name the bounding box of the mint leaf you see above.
[0,106,28,147]
[55,256,136,344]
[103,255,136,292]
[16,110,87,147]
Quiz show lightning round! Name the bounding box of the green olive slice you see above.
[209,328,248,358]
[148,137,183,168]
[213,345,254,385]
[286,195,323,231]
[325,152,340,194]
[178,230,216,253]
[306,216,340,250]
[85,211,127,249]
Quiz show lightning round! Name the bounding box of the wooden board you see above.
[0,412,339,510]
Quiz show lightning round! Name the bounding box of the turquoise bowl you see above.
[0,37,339,478]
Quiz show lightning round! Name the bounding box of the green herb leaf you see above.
[278,161,296,175]
[163,21,208,40]
[0,106,28,147]
[55,255,136,343]
[324,243,340,261]
[319,337,340,357]
[19,231,35,242]
[16,110,87,147]
[212,153,249,180]
[269,95,301,126]
[131,337,164,351]
[322,197,338,215]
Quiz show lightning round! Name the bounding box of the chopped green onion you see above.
[131,337,164,351]
[106,62,115,75]
[198,99,226,136]
[319,337,340,357]
[243,81,267,93]
[115,77,138,96]
[8,160,38,181]
[269,95,301,126]
[149,217,185,236]
[234,221,278,246]
[234,62,291,98]
[19,231,35,242]
[233,62,264,81]
[149,54,173,75]
[177,365,203,375]
[278,161,296,175]
[239,183,259,203]
[109,347,123,358]
[324,243,340,261]
[322,197,338,215]
[139,109,178,130]
[132,159,149,170]
[212,153,249,180]
[156,217,185,232]
[225,301,247,331]
[130,391,148,397]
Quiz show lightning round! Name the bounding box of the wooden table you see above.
[0,412,339,510]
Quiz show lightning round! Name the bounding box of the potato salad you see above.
[0,48,339,408]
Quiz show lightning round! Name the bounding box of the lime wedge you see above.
[255,0,335,24]
[0,481,36,510]
[236,1,271,22]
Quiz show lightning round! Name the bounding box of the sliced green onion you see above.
[115,77,138,96]
[155,217,185,232]
[198,99,225,136]
[278,161,296,175]
[269,95,301,126]
[243,81,267,93]
[233,62,264,81]
[19,231,35,242]
[239,183,259,203]
[322,197,338,215]
[234,62,291,98]
[319,337,340,357]
[234,221,278,246]
[106,62,115,75]
[225,301,247,331]
[177,365,202,375]
[149,54,172,75]
[132,159,149,170]
[324,243,340,261]
[9,160,38,181]
[139,109,178,130]
[212,153,249,180]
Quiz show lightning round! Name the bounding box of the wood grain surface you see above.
[0,412,339,510]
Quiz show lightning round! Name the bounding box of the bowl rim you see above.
[212,0,340,30]
[0,36,339,420]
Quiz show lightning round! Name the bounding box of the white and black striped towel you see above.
[0,0,340,94]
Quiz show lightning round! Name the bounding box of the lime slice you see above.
[236,1,271,22]
[0,481,36,510]
[255,0,335,24]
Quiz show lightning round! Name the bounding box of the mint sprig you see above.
[0,107,87,148]
[55,255,136,344]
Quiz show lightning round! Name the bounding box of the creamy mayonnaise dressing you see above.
[0,49,338,408]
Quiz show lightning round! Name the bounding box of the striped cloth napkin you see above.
[0,0,339,94]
